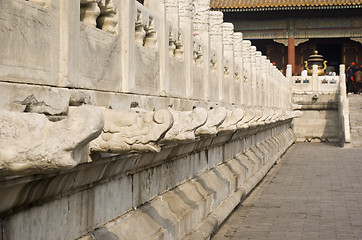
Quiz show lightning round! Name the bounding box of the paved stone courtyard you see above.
[212,143,362,240]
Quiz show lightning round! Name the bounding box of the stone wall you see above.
[0,0,299,239]
[1,122,295,240]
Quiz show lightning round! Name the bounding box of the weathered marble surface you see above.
[0,105,104,175]
[90,107,174,153]
[164,107,208,141]
[218,108,244,132]
[195,107,227,136]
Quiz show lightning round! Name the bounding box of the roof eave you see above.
[212,4,362,12]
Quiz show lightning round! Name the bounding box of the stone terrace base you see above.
[1,122,294,240]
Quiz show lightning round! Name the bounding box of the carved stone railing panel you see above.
[0,105,104,176]
[90,107,173,153]
[164,107,208,141]
[195,107,227,136]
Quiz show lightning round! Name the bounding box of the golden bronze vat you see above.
[304,51,327,76]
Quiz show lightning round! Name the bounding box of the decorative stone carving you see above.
[219,108,244,132]
[210,50,217,70]
[293,110,303,118]
[237,108,256,129]
[272,110,284,121]
[179,0,194,19]
[224,60,230,76]
[250,46,257,64]
[195,107,227,136]
[222,22,234,49]
[248,109,262,127]
[164,108,208,141]
[193,0,210,32]
[242,40,251,59]
[242,40,251,83]
[80,0,101,27]
[209,11,223,39]
[233,33,243,52]
[257,108,273,125]
[234,66,240,81]
[264,109,275,124]
[90,108,173,153]
[255,51,262,88]
[97,0,117,34]
[193,39,203,65]
[165,0,179,9]
[0,105,104,175]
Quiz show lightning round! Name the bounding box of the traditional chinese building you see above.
[211,0,362,75]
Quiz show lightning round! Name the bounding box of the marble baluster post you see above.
[179,0,194,98]
[250,46,257,107]
[261,56,267,107]
[255,51,262,107]
[193,0,210,101]
[59,0,80,87]
[209,11,224,102]
[222,23,234,104]
[264,59,271,108]
[242,40,251,107]
[233,32,244,105]
[145,0,169,96]
[120,0,136,92]
[280,72,284,108]
[271,65,277,108]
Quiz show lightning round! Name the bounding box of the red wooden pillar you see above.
[288,37,295,75]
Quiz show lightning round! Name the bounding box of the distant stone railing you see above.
[289,65,340,93]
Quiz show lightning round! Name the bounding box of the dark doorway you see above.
[316,44,342,74]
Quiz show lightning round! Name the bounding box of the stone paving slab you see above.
[212,143,362,240]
